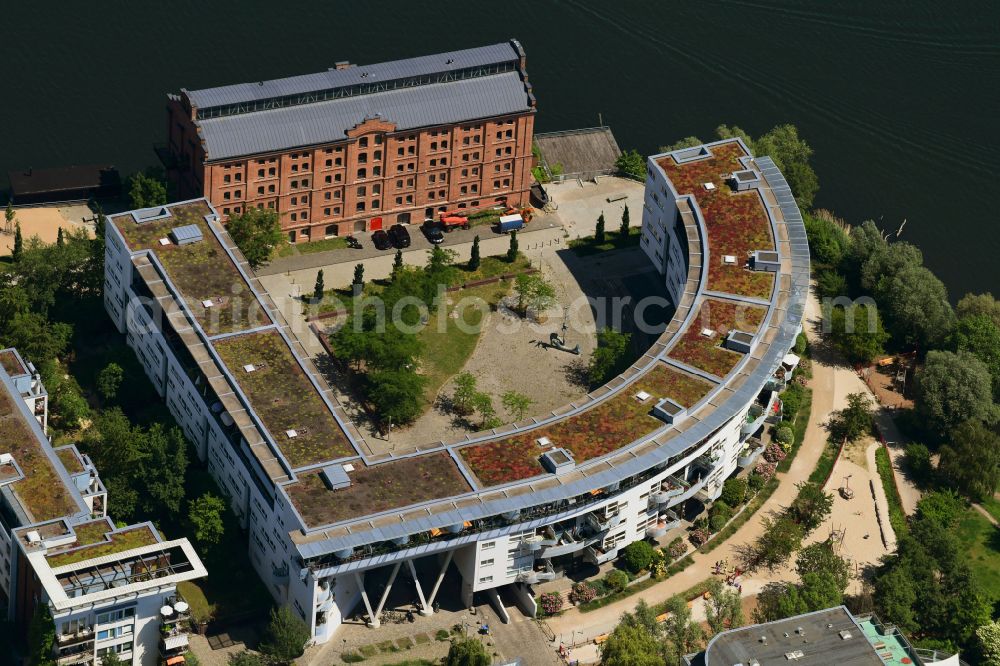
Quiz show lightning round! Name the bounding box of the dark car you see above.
[422,222,445,245]
[388,224,411,248]
[371,229,392,251]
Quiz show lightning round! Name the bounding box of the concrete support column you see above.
[406,559,433,616]
[373,562,402,619]
[426,549,454,608]
[353,572,378,628]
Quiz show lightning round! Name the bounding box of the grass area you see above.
[875,445,909,537]
[277,236,349,258]
[416,282,508,406]
[808,439,842,486]
[981,497,1000,524]
[568,229,641,257]
[955,507,1000,606]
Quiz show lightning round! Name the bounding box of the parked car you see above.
[422,222,445,244]
[371,229,392,250]
[388,224,411,248]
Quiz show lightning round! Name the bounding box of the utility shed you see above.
[7,165,121,204]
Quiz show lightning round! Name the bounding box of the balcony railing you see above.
[57,627,94,647]
[584,545,618,566]
[55,647,93,665]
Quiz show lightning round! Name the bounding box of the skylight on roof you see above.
[700,328,716,338]
[702,182,716,191]
[537,436,552,447]
[286,429,298,439]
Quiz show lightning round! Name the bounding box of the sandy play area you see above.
[0,205,95,254]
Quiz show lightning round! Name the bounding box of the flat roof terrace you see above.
[657,141,775,299]
[0,382,78,523]
[111,200,272,336]
[213,329,356,468]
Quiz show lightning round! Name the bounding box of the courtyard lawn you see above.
[569,228,641,257]
[277,236,348,258]
[955,506,1000,607]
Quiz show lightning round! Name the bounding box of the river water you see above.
[2,1,997,296]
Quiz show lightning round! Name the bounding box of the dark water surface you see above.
[2,1,997,296]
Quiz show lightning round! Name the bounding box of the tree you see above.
[513,273,555,316]
[312,269,324,302]
[352,262,365,288]
[258,606,309,664]
[796,541,851,592]
[96,362,124,401]
[600,621,663,666]
[12,222,23,262]
[904,442,933,486]
[471,391,499,429]
[368,368,426,426]
[588,328,631,386]
[715,123,755,148]
[4,200,14,234]
[915,350,994,434]
[828,302,889,364]
[127,170,167,209]
[27,604,55,666]
[188,493,226,546]
[957,292,1000,328]
[506,229,518,262]
[446,636,490,666]
[876,263,955,349]
[501,390,534,421]
[226,207,283,269]
[452,372,477,415]
[816,269,847,299]
[720,477,748,506]
[468,235,480,271]
[227,652,270,666]
[915,489,965,528]
[391,250,404,280]
[860,240,924,294]
[619,204,630,237]
[740,514,804,572]
[595,212,606,244]
[937,420,1000,501]
[787,482,833,533]
[803,211,849,267]
[605,569,628,592]
[977,620,1000,666]
[754,581,805,623]
[661,595,704,665]
[56,227,64,247]
[827,392,874,442]
[950,312,1000,399]
[754,124,818,208]
[620,540,656,574]
[615,149,647,180]
[659,136,704,153]
[100,652,124,666]
[705,578,744,635]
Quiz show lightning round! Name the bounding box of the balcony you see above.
[646,510,682,538]
[586,508,625,533]
[737,438,765,467]
[650,476,690,505]
[272,561,289,583]
[583,545,618,566]
[56,647,93,665]
[516,562,557,585]
[57,627,94,647]
[538,528,599,559]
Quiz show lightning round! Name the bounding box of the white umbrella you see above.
[160,605,174,617]
[173,601,189,613]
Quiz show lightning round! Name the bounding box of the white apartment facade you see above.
[102,137,807,645]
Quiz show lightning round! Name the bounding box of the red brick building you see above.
[163,40,537,243]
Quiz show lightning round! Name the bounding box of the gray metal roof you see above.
[185,41,522,110]
[196,70,532,161]
[170,224,203,245]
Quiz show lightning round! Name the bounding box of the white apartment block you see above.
[101,136,807,645]
[0,348,207,666]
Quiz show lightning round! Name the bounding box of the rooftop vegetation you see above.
[0,350,25,376]
[46,524,158,568]
[112,200,270,335]
[0,391,78,522]
[55,447,84,475]
[658,141,775,298]
[668,298,767,378]
[214,329,354,468]
[459,363,715,486]
[70,520,114,546]
[285,453,471,527]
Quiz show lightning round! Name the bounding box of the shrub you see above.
[755,461,777,480]
[720,477,748,506]
[605,570,629,592]
[710,500,733,523]
[341,652,364,663]
[763,442,787,463]
[748,472,767,493]
[667,537,688,560]
[620,540,656,574]
[689,528,711,547]
[435,629,451,641]
[905,442,933,486]
[539,592,564,615]
[710,514,728,532]
[775,426,795,450]
[568,582,597,605]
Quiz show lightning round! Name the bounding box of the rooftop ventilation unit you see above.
[635,391,651,402]
[725,330,755,354]
[540,448,575,475]
[158,237,171,246]
[202,299,214,308]
[342,463,355,473]
[537,436,552,447]
[319,464,351,490]
[729,169,760,192]
[702,182,716,191]
[285,429,298,439]
[26,530,42,545]
[243,364,256,373]
[751,250,780,272]
[652,398,687,425]
[700,328,716,338]
[131,206,170,224]
[0,453,13,465]
[784,651,804,661]
[723,255,737,265]
[170,224,204,245]
[839,630,852,640]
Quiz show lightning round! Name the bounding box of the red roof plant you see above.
[459,364,715,487]
[668,298,766,378]
[657,141,775,299]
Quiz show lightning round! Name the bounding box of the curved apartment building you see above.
[103,136,808,643]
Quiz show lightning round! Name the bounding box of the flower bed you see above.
[214,329,355,468]
[657,141,775,299]
[285,452,472,527]
[459,364,715,486]
[668,298,767,377]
